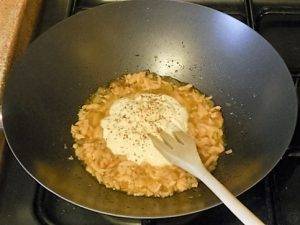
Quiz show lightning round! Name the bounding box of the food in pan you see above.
[71,71,224,197]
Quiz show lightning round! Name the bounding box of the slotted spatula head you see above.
[149,131,205,174]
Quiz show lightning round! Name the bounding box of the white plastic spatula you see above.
[149,130,265,225]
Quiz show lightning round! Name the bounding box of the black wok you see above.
[2,0,297,218]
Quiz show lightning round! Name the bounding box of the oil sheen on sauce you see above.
[101,93,188,166]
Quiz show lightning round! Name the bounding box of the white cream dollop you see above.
[100,93,188,166]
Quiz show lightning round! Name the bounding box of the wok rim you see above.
[2,0,298,219]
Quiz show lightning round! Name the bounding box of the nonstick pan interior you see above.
[2,1,297,218]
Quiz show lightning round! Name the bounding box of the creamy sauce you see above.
[101,93,188,166]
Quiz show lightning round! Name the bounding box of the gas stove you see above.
[0,1,299,224]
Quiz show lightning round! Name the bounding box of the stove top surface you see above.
[0,1,299,225]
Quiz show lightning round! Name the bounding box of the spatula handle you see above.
[191,166,265,225]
